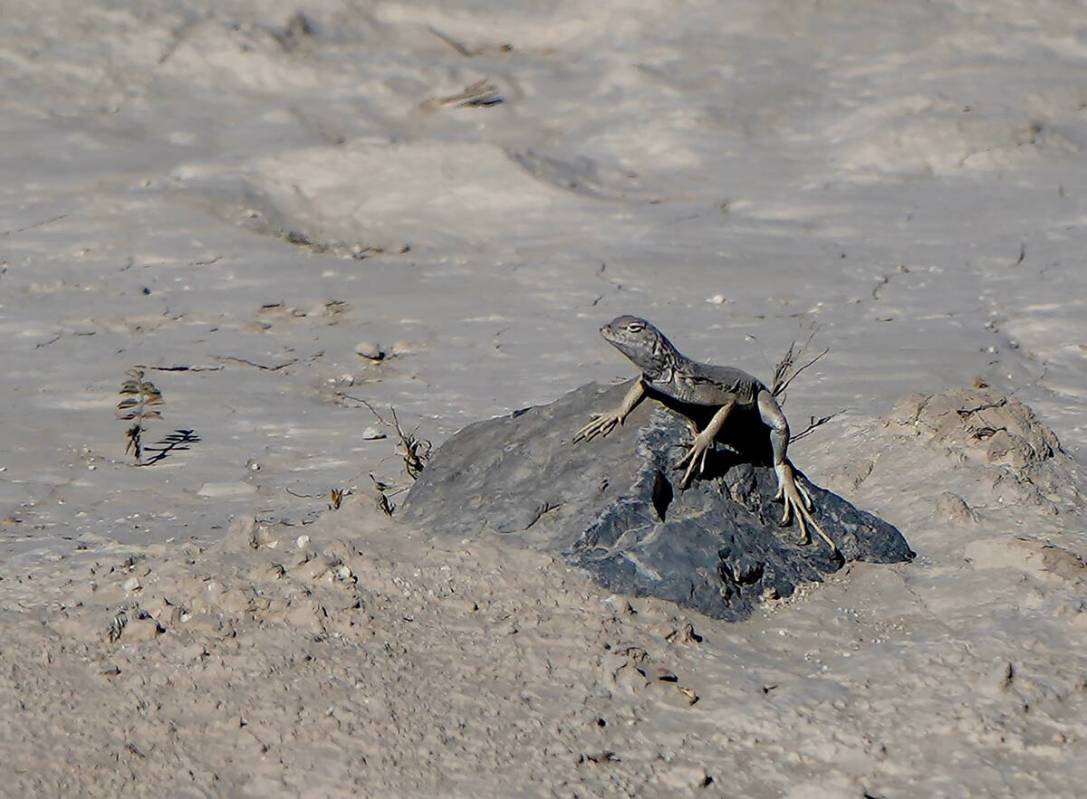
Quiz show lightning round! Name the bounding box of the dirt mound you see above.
[885,388,1084,513]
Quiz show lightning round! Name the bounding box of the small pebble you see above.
[706,294,727,305]
[122,576,141,593]
[296,535,310,549]
[362,427,387,440]
[355,341,384,361]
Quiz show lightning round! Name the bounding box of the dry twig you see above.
[344,395,432,481]
[770,330,828,403]
[370,474,395,516]
[792,412,843,443]
[328,488,345,510]
[768,332,841,440]
[117,368,164,464]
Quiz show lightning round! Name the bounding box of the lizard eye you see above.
[626,321,645,332]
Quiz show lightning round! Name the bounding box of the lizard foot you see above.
[573,409,624,443]
[675,430,715,488]
[774,462,838,556]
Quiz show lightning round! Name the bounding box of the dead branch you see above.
[427,25,474,57]
[791,410,845,444]
[770,328,827,404]
[426,26,513,58]
[346,395,432,481]
[764,331,839,439]
[389,407,431,480]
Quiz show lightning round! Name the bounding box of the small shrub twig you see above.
[770,330,827,403]
[117,368,164,465]
[336,393,432,515]
[768,333,842,441]
[344,395,432,481]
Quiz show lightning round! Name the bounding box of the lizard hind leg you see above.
[757,389,838,555]
[775,460,838,555]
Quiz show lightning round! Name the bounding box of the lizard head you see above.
[600,315,679,379]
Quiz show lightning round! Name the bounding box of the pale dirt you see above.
[2,2,1087,797]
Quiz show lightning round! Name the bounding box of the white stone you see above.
[354,341,384,360]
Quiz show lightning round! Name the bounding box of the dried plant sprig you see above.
[329,488,345,510]
[764,331,841,442]
[344,395,432,481]
[770,330,828,404]
[370,474,395,516]
[117,368,164,464]
[791,411,844,444]
[389,406,431,480]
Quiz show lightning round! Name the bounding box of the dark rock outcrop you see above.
[401,381,913,621]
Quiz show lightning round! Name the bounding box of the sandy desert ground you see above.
[1,1,1086,796]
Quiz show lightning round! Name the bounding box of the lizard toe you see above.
[793,503,811,545]
[780,499,793,526]
[795,479,814,510]
[675,440,701,469]
[574,413,619,443]
[681,454,699,487]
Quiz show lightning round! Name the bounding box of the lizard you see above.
[573,315,837,554]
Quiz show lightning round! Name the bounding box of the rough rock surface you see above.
[402,382,914,620]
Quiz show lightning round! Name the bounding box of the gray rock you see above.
[401,381,913,621]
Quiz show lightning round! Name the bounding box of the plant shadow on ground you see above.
[142,429,202,465]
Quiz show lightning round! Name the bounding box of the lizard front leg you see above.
[675,401,734,488]
[573,380,646,443]
[757,390,838,555]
